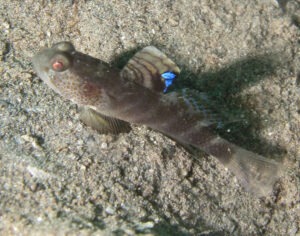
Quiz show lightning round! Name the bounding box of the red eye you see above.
[52,61,64,71]
[50,53,71,72]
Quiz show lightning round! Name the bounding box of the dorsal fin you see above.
[79,107,131,134]
[121,46,180,93]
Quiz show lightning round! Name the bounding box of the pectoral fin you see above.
[121,46,180,93]
[79,107,131,134]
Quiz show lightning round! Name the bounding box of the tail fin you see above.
[201,137,282,196]
[226,146,282,196]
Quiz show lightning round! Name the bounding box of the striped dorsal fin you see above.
[121,46,180,93]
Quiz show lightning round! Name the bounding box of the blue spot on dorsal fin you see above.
[161,71,177,93]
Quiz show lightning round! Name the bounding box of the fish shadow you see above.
[112,47,286,161]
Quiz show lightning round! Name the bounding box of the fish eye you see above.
[50,53,72,72]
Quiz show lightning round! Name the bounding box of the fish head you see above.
[32,41,76,95]
[32,42,117,107]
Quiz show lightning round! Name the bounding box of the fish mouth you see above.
[32,51,49,73]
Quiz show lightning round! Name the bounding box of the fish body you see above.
[33,42,281,196]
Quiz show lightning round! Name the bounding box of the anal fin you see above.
[79,107,131,134]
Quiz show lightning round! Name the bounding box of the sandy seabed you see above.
[0,1,299,235]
